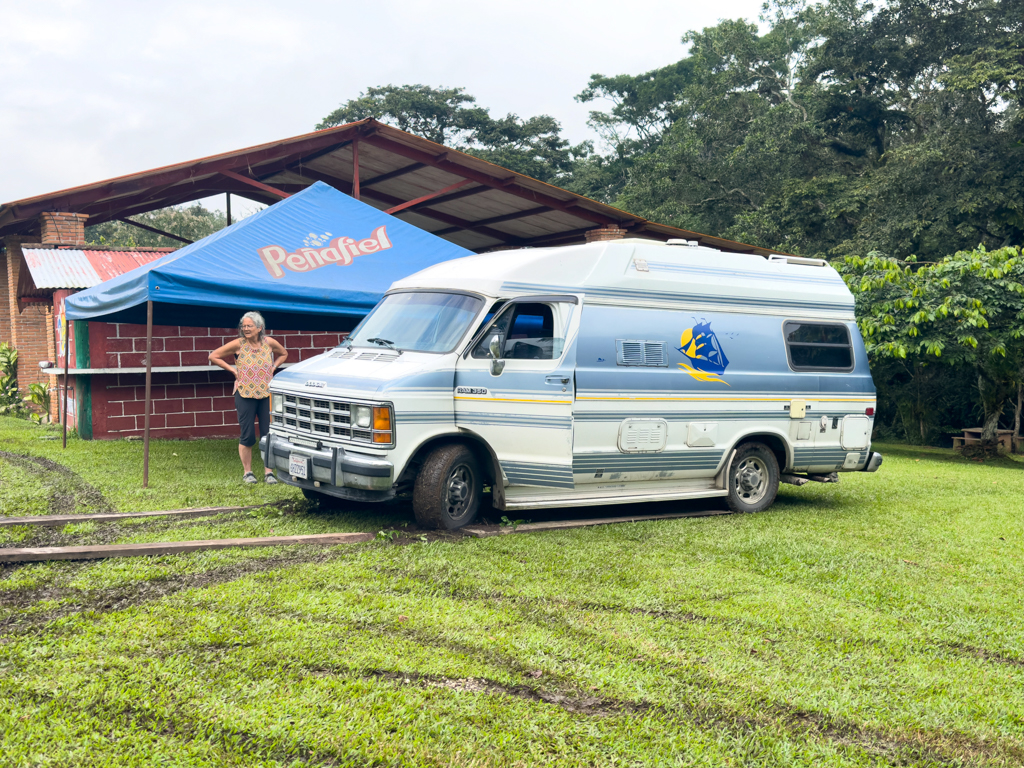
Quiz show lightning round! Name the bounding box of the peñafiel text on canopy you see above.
[257,226,392,279]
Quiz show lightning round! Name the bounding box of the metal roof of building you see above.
[17,247,172,305]
[0,118,787,257]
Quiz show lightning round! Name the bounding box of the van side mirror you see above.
[489,335,505,376]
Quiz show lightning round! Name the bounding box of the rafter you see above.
[359,133,625,228]
[116,218,193,244]
[220,170,291,199]
[384,179,473,215]
[431,205,551,236]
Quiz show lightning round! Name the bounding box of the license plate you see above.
[289,454,308,480]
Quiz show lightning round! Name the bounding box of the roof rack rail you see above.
[768,255,828,267]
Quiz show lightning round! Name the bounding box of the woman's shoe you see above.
[243,472,258,484]
[264,473,278,484]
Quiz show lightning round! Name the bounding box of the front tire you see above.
[726,442,779,513]
[412,444,481,530]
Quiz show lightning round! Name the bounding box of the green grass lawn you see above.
[1,417,1022,767]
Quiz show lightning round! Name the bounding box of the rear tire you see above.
[726,442,779,513]
[413,444,481,530]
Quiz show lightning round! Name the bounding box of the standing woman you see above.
[209,312,288,483]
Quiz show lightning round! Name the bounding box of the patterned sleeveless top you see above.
[235,339,273,399]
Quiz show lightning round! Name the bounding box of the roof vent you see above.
[666,239,699,247]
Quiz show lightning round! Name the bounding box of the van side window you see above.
[471,301,572,360]
[784,322,853,371]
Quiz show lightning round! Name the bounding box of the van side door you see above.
[454,296,580,493]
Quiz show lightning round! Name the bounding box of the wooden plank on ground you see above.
[0,532,375,563]
[0,505,266,528]
[462,509,736,538]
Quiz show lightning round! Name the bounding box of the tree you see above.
[85,204,227,249]
[838,245,1024,443]
[318,84,590,184]
[576,0,1024,259]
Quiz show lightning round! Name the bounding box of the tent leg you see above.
[62,328,69,449]
[143,300,153,488]
[352,138,360,200]
[226,192,232,226]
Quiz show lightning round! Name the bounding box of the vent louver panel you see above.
[615,339,668,367]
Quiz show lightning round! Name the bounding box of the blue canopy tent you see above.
[61,181,472,483]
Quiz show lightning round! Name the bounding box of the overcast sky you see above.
[1,0,765,211]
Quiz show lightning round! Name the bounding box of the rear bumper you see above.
[260,433,394,494]
[862,451,883,472]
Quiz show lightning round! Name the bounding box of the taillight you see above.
[865,407,875,416]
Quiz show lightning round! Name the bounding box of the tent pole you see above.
[352,138,360,200]
[143,300,153,488]
[62,326,69,449]
[226,193,232,226]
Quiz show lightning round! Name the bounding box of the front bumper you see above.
[260,433,394,496]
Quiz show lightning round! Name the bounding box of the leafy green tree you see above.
[577,0,1024,259]
[838,246,1024,443]
[318,84,590,184]
[85,204,227,249]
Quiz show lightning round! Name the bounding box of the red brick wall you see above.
[39,212,87,246]
[2,238,54,395]
[86,323,348,440]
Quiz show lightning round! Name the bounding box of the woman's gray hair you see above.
[238,311,266,342]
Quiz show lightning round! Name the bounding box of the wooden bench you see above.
[953,428,1014,452]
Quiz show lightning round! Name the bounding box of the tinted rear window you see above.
[784,322,853,371]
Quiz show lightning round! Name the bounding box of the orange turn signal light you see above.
[373,431,392,444]
[373,407,391,430]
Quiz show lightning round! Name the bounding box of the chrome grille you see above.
[274,393,389,446]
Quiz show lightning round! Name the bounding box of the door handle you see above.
[545,376,571,385]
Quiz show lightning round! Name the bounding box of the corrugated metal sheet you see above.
[22,249,165,289]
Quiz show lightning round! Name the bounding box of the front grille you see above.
[273,393,391,447]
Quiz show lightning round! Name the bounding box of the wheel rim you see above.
[444,462,475,520]
[733,456,769,504]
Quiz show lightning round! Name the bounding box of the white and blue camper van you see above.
[261,239,881,529]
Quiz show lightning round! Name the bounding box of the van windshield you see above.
[345,292,485,354]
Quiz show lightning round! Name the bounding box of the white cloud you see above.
[0,0,764,204]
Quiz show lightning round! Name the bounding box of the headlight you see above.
[352,405,372,428]
[271,393,283,413]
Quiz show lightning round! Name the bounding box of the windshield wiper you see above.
[366,337,401,353]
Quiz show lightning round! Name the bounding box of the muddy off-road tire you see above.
[413,444,481,530]
[726,442,779,513]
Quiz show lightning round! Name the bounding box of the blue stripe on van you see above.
[459,413,572,429]
[573,450,724,474]
[502,461,575,489]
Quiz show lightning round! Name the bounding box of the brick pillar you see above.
[584,225,627,243]
[38,212,88,246]
[2,236,56,397]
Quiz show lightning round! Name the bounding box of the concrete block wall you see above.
[86,323,349,440]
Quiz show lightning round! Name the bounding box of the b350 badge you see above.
[304,380,327,388]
